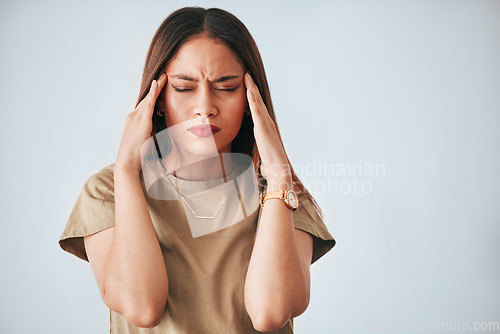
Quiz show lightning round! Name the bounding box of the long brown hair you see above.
[136,6,324,223]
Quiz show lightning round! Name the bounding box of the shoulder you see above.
[88,163,114,183]
[82,163,116,199]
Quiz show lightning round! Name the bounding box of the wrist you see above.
[265,176,292,192]
[260,181,299,211]
[261,161,292,190]
[114,162,141,177]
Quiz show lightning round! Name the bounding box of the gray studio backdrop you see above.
[1,0,499,333]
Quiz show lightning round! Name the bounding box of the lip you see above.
[188,124,221,137]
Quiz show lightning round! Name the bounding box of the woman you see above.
[59,6,335,333]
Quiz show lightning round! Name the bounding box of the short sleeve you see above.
[293,189,336,264]
[58,164,116,262]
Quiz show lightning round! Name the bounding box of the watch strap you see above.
[259,190,286,207]
[259,189,299,211]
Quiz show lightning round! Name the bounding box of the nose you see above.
[193,86,217,118]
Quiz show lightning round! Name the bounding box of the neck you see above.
[162,151,235,182]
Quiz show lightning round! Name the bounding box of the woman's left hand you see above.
[244,72,291,185]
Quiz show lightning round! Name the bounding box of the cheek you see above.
[165,94,187,126]
[224,94,246,120]
[225,90,247,114]
[224,97,246,135]
[221,91,246,125]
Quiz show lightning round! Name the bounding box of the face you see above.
[158,36,247,162]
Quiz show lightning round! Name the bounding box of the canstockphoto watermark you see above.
[292,158,387,195]
[366,318,500,331]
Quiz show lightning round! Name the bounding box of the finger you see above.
[156,73,168,111]
[244,73,261,117]
[155,72,168,96]
[150,72,168,107]
[244,73,274,129]
[142,80,158,118]
[135,80,155,111]
[246,85,270,135]
[142,72,167,118]
[245,74,279,139]
[245,80,260,122]
[244,73,266,112]
[147,72,166,100]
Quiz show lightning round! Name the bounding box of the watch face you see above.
[287,190,298,209]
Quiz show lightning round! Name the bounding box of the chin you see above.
[180,140,222,159]
[172,129,236,159]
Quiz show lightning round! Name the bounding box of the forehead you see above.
[165,36,244,77]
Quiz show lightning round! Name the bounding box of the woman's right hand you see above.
[116,72,168,174]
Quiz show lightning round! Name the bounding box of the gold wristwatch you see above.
[259,189,299,211]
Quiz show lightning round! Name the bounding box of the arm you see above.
[84,73,169,328]
[117,167,169,320]
[244,176,314,332]
[242,72,314,332]
[84,167,169,328]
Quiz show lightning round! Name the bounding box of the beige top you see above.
[58,155,336,333]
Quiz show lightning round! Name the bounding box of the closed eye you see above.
[171,85,193,93]
[216,86,238,92]
[171,84,239,93]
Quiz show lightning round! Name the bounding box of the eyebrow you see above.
[169,74,241,83]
